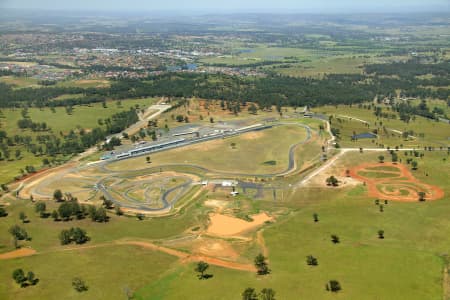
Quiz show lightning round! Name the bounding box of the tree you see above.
[378,230,385,239]
[59,229,71,245]
[248,103,258,115]
[391,152,398,163]
[35,202,46,217]
[19,211,27,223]
[326,280,342,292]
[306,255,318,266]
[260,288,276,300]
[71,227,89,244]
[53,189,63,202]
[94,207,108,222]
[411,160,418,170]
[313,213,319,223]
[136,213,145,220]
[209,117,214,123]
[326,176,338,186]
[418,191,426,202]
[242,288,258,300]
[58,202,73,221]
[51,210,59,221]
[0,206,7,217]
[12,269,27,287]
[9,225,29,241]
[103,198,114,209]
[115,205,123,216]
[27,271,37,285]
[195,261,210,279]
[254,253,270,275]
[146,156,151,163]
[331,234,340,244]
[378,155,385,163]
[72,277,88,292]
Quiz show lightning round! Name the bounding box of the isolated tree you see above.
[242,288,258,300]
[72,277,88,292]
[326,280,341,292]
[306,255,318,266]
[53,189,63,202]
[411,160,418,170]
[418,191,426,202]
[254,253,270,275]
[35,202,46,217]
[136,213,145,220]
[378,230,385,239]
[209,117,214,123]
[19,211,27,223]
[331,234,340,244]
[326,176,339,186]
[379,205,384,212]
[378,155,385,163]
[260,288,276,300]
[146,156,151,163]
[12,269,27,287]
[195,261,210,279]
[345,169,350,177]
[313,213,319,223]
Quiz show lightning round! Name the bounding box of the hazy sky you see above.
[2,0,449,13]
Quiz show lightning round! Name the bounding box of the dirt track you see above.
[349,162,444,202]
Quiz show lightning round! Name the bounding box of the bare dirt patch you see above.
[240,131,265,140]
[207,212,273,236]
[204,199,230,211]
[349,162,444,202]
[0,247,36,260]
[191,238,239,260]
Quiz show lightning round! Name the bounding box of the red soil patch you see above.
[0,247,36,260]
[349,162,444,202]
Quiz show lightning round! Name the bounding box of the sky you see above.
[1,0,449,13]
